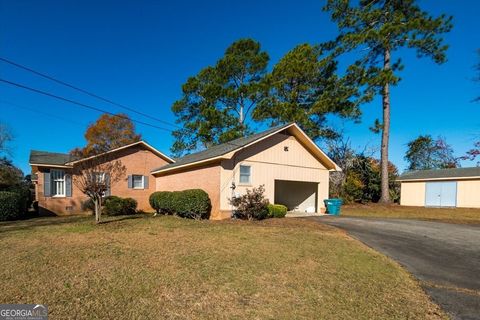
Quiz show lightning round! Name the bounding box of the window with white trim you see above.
[239,165,251,184]
[132,175,144,189]
[51,169,65,196]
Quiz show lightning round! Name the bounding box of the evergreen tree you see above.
[324,0,453,202]
[253,43,363,140]
[171,39,269,156]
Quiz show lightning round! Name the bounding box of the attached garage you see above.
[274,180,318,213]
[398,167,480,208]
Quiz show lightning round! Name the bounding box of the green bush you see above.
[149,189,211,220]
[174,189,211,220]
[268,204,288,218]
[230,185,269,220]
[0,191,24,221]
[102,196,137,216]
[150,191,176,215]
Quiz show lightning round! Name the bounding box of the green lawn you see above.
[0,215,445,319]
[341,204,480,224]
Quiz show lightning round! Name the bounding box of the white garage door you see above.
[425,181,457,207]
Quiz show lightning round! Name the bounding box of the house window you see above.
[94,172,106,196]
[51,169,65,196]
[239,165,251,184]
[94,172,105,184]
[132,175,144,189]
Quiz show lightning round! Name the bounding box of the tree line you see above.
[170,0,454,204]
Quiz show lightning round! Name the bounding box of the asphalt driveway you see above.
[312,216,480,320]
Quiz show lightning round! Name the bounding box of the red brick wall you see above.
[155,163,222,219]
[33,145,170,215]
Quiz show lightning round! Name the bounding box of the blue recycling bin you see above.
[324,198,343,215]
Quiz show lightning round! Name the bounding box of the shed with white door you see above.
[398,167,480,208]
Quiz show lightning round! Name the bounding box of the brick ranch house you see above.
[30,123,340,219]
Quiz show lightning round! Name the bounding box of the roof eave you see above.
[151,156,227,175]
[29,163,73,169]
[398,176,480,182]
[151,122,342,174]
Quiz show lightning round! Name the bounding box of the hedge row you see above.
[267,204,288,218]
[149,189,211,220]
[0,191,25,221]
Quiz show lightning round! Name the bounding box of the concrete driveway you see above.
[312,216,480,320]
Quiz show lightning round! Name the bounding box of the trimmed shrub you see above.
[0,191,24,221]
[102,196,137,216]
[174,189,211,220]
[268,204,288,218]
[150,191,176,215]
[149,189,211,219]
[230,185,269,220]
[122,198,138,215]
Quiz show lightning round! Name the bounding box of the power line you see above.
[0,99,87,127]
[0,78,174,133]
[0,56,181,129]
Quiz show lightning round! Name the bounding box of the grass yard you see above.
[0,215,445,319]
[342,203,480,224]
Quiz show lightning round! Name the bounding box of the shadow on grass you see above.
[0,215,90,234]
[0,214,153,234]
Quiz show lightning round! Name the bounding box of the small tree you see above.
[72,154,125,223]
[405,135,458,170]
[230,185,269,220]
[71,113,141,157]
[461,141,480,166]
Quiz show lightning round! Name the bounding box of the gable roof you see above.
[29,141,174,167]
[398,167,480,182]
[151,123,340,174]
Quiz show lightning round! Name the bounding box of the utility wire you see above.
[0,78,247,152]
[0,56,181,129]
[0,99,87,127]
[0,57,250,151]
[0,78,174,133]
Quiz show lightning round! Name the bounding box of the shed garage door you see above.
[425,181,457,207]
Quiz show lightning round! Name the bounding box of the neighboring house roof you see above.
[29,150,78,167]
[398,167,480,182]
[29,141,174,167]
[151,122,341,174]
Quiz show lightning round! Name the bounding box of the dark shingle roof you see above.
[153,123,293,172]
[29,150,78,166]
[398,167,480,181]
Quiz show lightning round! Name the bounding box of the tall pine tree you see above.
[324,0,453,202]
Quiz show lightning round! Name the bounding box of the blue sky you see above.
[1,0,479,174]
